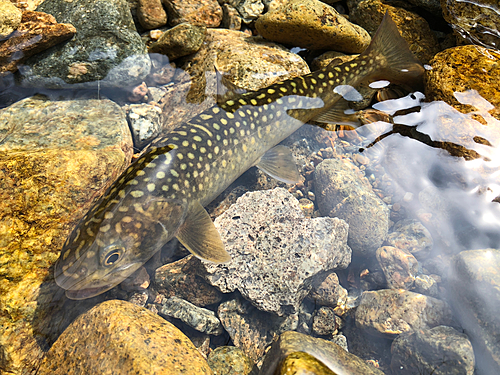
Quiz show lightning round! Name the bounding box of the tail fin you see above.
[362,12,424,87]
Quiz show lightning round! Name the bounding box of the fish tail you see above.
[361,12,425,87]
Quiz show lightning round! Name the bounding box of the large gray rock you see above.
[202,188,352,316]
[391,326,475,375]
[315,158,389,257]
[19,0,150,88]
[448,249,500,375]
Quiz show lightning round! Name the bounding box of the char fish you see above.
[55,13,424,299]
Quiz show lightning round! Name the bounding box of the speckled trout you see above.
[55,13,423,299]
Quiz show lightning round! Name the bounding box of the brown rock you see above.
[149,22,206,61]
[155,255,223,306]
[0,11,76,74]
[309,271,348,308]
[0,97,133,374]
[376,246,418,290]
[37,300,213,374]
[425,45,500,120]
[137,0,168,29]
[207,346,258,375]
[355,289,453,338]
[0,0,22,39]
[163,0,223,28]
[221,3,242,30]
[347,0,439,63]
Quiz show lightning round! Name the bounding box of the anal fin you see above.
[176,201,231,263]
[257,145,301,184]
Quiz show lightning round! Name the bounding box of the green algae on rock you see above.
[207,346,258,375]
[259,331,385,375]
[37,299,214,375]
[425,45,500,120]
[0,96,133,374]
[149,23,207,61]
[255,0,371,53]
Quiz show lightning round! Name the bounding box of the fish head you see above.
[55,193,188,300]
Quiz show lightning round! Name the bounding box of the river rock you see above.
[159,296,223,335]
[137,0,167,29]
[0,0,22,39]
[259,331,385,375]
[164,0,222,28]
[19,0,150,88]
[207,346,258,375]
[376,246,418,290]
[255,0,371,53]
[0,96,133,374]
[126,103,162,148]
[391,325,475,375]
[221,3,242,30]
[308,271,348,308]
[149,23,206,61]
[347,0,439,63]
[315,158,389,257]
[448,249,500,375]
[225,0,264,23]
[0,10,76,74]
[37,300,214,374]
[155,255,223,307]
[442,0,500,50]
[413,274,439,298]
[201,188,351,316]
[217,297,294,362]
[312,306,338,336]
[425,45,500,120]
[386,219,433,260]
[355,289,453,338]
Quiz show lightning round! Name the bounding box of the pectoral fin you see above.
[176,201,231,263]
[256,145,301,184]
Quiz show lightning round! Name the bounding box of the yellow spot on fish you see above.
[257,93,266,99]
[173,183,180,191]
[156,171,165,179]
[118,206,129,212]
[100,224,111,233]
[180,164,187,170]
[184,180,190,187]
[251,99,257,105]
[226,112,235,119]
[177,153,184,160]
[311,78,317,84]
[122,216,133,223]
[182,141,189,147]
[131,191,144,198]
[86,228,94,236]
[213,123,220,130]
[162,185,169,191]
[267,89,275,94]
[280,87,287,93]
[104,212,114,219]
[226,100,235,106]
[171,170,179,177]
[229,127,235,134]
[242,144,247,152]
[146,162,156,168]
[328,72,334,78]
[222,160,227,167]
[147,183,155,192]
[118,190,126,198]
[239,99,247,105]
[318,73,325,79]
[136,170,145,176]
[187,153,195,159]
[214,146,220,154]
[177,131,187,136]
[115,223,122,234]
[212,107,220,114]
[200,114,212,120]
[220,118,228,125]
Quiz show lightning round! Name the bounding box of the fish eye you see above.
[100,245,124,267]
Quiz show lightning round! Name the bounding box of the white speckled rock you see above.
[202,187,351,316]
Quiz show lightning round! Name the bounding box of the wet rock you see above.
[207,346,258,375]
[202,188,351,316]
[442,0,500,50]
[259,331,385,375]
[149,23,206,61]
[386,219,433,260]
[355,289,453,338]
[0,0,22,39]
[137,0,167,29]
[376,246,418,290]
[312,306,338,336]
[309,271,348,308]
[448,249,500,375]
[391,326,475,375]
[315,158,389,257]
[0,10,76,74]
[120,266,150,293]
[225,0,264,23]
[217,297,292,362]
[330,334,348,352]
[347,0,439,63]
[154,255,223,307]
[0,96,133,374]
[425,45,500,120]
[126,103,162,148]
[221,3,242,30]
[20,0,150,88]
[37,300,213,374]
[413,274,439,298]
[276,351,339,375]
[164,0,223,28]
[128,291,150,306]
[255,0,371,53]
[401,0,442,16]
[159,296,223,335]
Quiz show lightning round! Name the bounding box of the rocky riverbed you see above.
[0,0,499,374]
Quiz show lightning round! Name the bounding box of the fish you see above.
[55,12,424,299]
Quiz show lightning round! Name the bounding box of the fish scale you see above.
[55,13,424,299]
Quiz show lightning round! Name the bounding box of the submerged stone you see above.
[207,346,258,375]
[0,0,22,39]
[164,0,223,28]
[376,246,418,290]
[202,188,351,316]
[149,23,206,61]
[0,96,133,374]
[255,0,371,53]
[259,331,384,375]
[19,0,150,88]
[37,300,214,374]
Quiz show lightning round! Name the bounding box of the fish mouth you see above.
[65,284,116,300]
